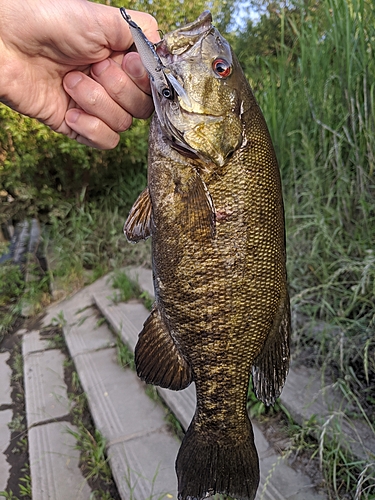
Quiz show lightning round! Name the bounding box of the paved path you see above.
[0,269,333,499]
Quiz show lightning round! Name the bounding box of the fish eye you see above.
[212,58,232,78]
[162,87,173,99]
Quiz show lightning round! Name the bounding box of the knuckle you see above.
[86,87,102,107]
[117,114,132,133]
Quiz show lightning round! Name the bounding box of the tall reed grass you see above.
[253,0,374,382]
[243,0,374,496]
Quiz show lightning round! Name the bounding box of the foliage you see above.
[111,270,141,301]
[235,0,375,497]
[0,263,24,336]
[67,426,112,483]
[116,336,136,370]
[94,0,235,33]
[0,108,149,224]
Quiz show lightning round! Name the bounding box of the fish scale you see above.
[123,9,290,500]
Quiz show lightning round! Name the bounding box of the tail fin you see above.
[176,420,259,500]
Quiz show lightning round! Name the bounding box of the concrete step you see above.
[0,351,12,492]
[22,329,92,500]
[45,279,180,500]
[10,270,326,500]
[93,271,326,500]
[282,365,375,463]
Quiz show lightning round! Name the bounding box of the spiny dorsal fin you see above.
[135,306,193,390]
[124,187,152,242]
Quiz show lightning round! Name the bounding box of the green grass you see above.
[234,1,375,496]
[116,336,136,371]
[111,271,142,302]
[67,426,112,484]
[67,374,119,496]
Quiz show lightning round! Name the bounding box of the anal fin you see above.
[135,306,193,390]
[124,187,152,242]
[252,292,291,406]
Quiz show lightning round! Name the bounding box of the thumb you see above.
[92,3,160,51]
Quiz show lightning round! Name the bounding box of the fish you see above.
[122,10,291,500]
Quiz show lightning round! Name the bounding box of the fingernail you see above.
[65,73,83,89]
[67,109,81,123]
[124,53,146,79]
[91,59,110,77]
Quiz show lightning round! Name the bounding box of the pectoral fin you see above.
[135,306,193,390]
[124,187,152,242]
[178,171,216,239]
[252,292,291,406]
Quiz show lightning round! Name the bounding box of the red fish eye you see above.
[212,58,232,78]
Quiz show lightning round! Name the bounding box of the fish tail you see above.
[176,419,259,500]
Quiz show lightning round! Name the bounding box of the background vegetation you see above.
[1,0,374,497]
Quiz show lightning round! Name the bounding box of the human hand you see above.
[0,0,158,149]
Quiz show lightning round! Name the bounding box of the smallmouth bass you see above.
[123,10,291,500]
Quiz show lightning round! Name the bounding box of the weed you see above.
[96,317,106,328]
[71,370,82,393]
[0,262,24,336]
[111,271,141,302]
[47,331,65,350]
[122,462,173,500]
[18,465,31,498]
[0,491,18,499]
[51,311,66,328]
[116,337,135,371]
[144,385,159,402]
[11,352,23,383]
[89,491,116,500]
[139,291,153,311]
[12,437,28,455]
[67,427,112,484]
[77,315,89,327]
[8,416,25,434]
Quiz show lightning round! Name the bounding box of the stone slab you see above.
[108,428,179,500]
[124,266,154,298]
[0,352,11,406]
[93,291,147,353]
[23,349,70,427]
[256,445,326,500]
[158,385,196,432]
[281,364,375,461]
[73,347,171,444]
[41,273,113,328]
[0,409,12,491]
[29,421,92,499]
[22,329,50,355]
[64,306,115,358]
